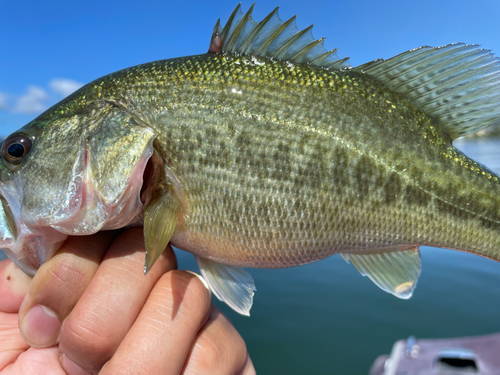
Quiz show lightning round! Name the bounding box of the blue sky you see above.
[1,0,499,137]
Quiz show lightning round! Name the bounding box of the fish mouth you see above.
[0,190,37,274]
[0,132,154,275]
[0,193,17,248]
[0,187,67,276]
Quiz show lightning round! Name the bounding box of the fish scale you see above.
[1,5,500,315]
[76,53,499,266]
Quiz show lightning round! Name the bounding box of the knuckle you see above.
[46,256,88,294]
[25,255,91,317]
[189,310,248,373]
[192,334,225,370]
[184,307,250,373]
[60,310,117,362]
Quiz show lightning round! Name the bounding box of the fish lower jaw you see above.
[2,224,68,276]
[0,156,147,275]
[3,184,143,275]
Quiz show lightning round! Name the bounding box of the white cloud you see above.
[0,78,84,115]
[50,78,84,97]
[0,92,7,110]
[14,86,48,114]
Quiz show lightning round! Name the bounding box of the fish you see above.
[1,4,499,316]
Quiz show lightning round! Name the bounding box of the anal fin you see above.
[341,247,421,299]
[195,256,256,316]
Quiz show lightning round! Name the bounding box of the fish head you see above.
[0,99,156,275]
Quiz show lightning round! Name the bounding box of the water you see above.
[1,138,500,374]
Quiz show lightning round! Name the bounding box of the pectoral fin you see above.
[143,187,180,274]
[195,256,256,316]
[341,247,421,299]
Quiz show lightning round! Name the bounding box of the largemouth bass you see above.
[1,5,499,315]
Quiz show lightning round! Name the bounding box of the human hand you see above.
[0,228,255,374]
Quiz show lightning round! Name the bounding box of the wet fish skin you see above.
[48,52,497,268]
[1,4,499,314]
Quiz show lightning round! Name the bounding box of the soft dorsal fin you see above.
[354,44,500,140]
[209,4,351,70]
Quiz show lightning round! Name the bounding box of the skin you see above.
[0,228,255,375]
[4,52,499,277]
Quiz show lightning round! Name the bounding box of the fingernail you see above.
[60,354,91,375]
[20,305,60,347]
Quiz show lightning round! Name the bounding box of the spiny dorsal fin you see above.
[208,4,351,69]
[354,43,500,140]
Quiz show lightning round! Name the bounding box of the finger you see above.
[18,231,118,348]
[59,228,177,374]
[99,270,212,375]
[0,311,29,371]
[2,347,66,375]
[0,259,32,313]
[0,260,32,370]
[240,356,257,375]
[182,306,255,375]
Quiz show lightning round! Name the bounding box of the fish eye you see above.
[2,134,33,165]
